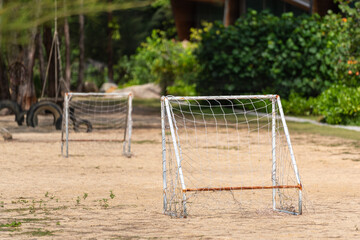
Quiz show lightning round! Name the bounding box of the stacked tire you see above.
[0,100,62,130]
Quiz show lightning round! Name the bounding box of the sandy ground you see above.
[0,107,359,239]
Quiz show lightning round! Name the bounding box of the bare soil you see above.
[0,108,359,239]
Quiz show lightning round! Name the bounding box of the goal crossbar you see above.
[166,94,278,101]
[61,139,124,143]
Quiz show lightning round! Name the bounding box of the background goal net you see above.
[161,95,302,217]
[61,92,132,158]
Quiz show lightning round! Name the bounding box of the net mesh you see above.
[162,95,301,217]
[61,93,132,157]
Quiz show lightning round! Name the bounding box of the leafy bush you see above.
[333,0,360,87]
[129,30,199,95]
[315,84,360,125]
[281,92,317,116]
[114,55,134,86]
[194,10,344,98]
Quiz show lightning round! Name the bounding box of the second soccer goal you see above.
[161,95,302,217]
[61,92,133,158]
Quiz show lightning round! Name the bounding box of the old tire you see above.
[69,107,92,133]
[0,100,24,126]
[26,101,62,130]
[74,119,93,133]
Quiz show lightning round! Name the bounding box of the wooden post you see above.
[224,0,239,27]
[170,0,196,40]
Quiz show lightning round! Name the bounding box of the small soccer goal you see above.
[161,95,302,217]
[61,92,132,158]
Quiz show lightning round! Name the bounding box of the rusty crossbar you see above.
[183,184,302,193]
[61,139,123,142]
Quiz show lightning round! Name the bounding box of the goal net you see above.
[161,95,302,217]
[61,92,132,158]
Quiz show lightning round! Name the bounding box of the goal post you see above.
[161,95,302,217]
[61,92,133,158]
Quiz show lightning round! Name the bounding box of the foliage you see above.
[80,2,174,63]
[0,0,152,45]
[194,10,345,98]
[0,221,22,228]
[129,30,199,95]
[69,60,106,89]
[281,84,360,126]
[166,82,197,96]
[114,55,133,85]
[315,84,360,125]
[333,0,360,87]
[281,92,317,116]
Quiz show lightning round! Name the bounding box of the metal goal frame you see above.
[61,92,133,158]
[161,94,302,217]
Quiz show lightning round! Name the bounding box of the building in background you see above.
[171,0,338,40]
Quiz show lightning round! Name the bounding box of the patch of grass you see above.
[295,115,322,121]
[0,221,22,228]
[4,208,25,213]
[287,122,360,141]
[99,199,109,208]
[52,205,68,211]
[133,99,161,109]
[4,207,42,213]
[132,140,157,144]
[22,229,54,236]
[0,221,22,232]
[110,191,115,199]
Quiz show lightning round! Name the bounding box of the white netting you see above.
[161,95,302,217]
[61,92,132,157]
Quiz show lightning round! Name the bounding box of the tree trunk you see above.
[43,26,56,98]
[64,17,71,92]
[36,30,46,89]
[20,31,38,110]
[0,0,10,100]
[0,54,10,100]
[77,12,85,92]
[9,61,26,106]
[107,0,114,83]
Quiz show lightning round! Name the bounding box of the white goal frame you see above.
[61,92,133,158]
[161,94,302,217]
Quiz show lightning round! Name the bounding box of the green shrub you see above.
[194,10,343,98]
[129,30,199,95]
[114,55,133,86]
[333,0,360,87]
[281,92,317,116]
[315,84,360,125]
